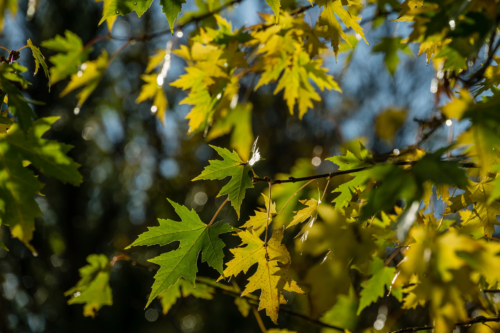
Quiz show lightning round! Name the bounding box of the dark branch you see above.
[390,316,500,333]
[252,161,477,185]
[111,254,346,332]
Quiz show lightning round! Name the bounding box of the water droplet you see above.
[74,107,80,115]
[73,291,81,297]
[115,10,120,14]
[77,71,83,78]
[133,1,137,5]
[151,105,158,114]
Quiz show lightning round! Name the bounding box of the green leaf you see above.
[41,30,92,84]
[127,199,232,307]
[265,0,280,22]
[326,144,372,209]
[160,0,186,33]
[0,78,36,135]
[26,39,51,89]
[99,0,154,25]
[60,51,108,107]
[3,117,82,186]
[158,278,214,315]
[321,290,359,332]
[65,254,113,317]
[0,117,81,253]
[373,37,412,76]
[193,145,254,217]
[206,103,254,160]
[357,257,398,314]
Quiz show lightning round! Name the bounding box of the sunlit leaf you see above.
[126,199,232,307]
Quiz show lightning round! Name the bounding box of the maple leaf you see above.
[0,117,82,253]
[447,179,500,237]
[372,37,413,76]
[158,278,214,315]
[60,51,108,107]
[127,199,232,307]
[256,36,340,118]
[26,39,51,89]
[287,199,319,240]
[193,145,255,218]
[170,66,218,132]
[207,103,254,161]
[265,0,281,22]
[136,74,168,122]
[357,257,400,314]
[41,30,92,84]
[0,71,37,135]
[96,0,117,32]
[160,0,186,33]
[65,254,113,317]
[221,228,304,323]
[314,0,368,60]
[100,0,153,25]
[241,193,277,234]
[326,144,373,209]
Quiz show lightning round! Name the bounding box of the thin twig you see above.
[321,178,330,202]
[0,46,10,53]
[16,45,29,52]
[253,160,477,185]
[107,40,131,66]
[207,197,229,227]
[110,254,347,332]
[264,182,272,243]
[276,179,315,216]
[252,306,268,333]
[390,316,500,333]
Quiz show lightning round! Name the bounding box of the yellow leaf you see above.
[287,198,319,230]
[95,0,117,32]
[314,0,368,60]
[241,193,277,234]
[145,49,167,74]
[60,51,108,107]
[136,74,168,122]
[221,228,304,323]
[375,108,407,142]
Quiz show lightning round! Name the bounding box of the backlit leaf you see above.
[193,145,255,217]
[126,199,232,307]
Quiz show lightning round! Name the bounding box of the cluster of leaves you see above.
[4,0,500,332]
[0,45,81,254]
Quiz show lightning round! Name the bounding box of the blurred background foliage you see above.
[0,0,466,332]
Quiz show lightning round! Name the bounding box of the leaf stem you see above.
[16,45,28,52]
[276,179,315,217]
[321,178,330,201]
[264,182,272,243]
[0,46,10,53]
[207,197,229,227]
[252,306,267,333]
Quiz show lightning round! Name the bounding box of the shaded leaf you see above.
[65,254,113,317]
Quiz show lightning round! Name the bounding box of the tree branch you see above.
[390,316,500,333]
[252,161,477,185]
[111,254,346,332]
